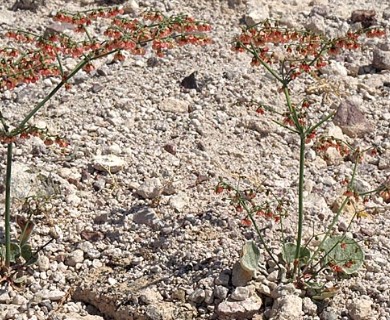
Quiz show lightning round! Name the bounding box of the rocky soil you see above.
[0,0,389,319]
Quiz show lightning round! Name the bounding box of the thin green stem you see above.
[292,133,306,277]
[4,143,13,269]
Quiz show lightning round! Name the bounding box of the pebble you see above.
[65,249,85,267]
[230,286,250,301]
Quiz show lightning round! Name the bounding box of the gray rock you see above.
[349,298,372,320]
[188,288,206,304]
[132,206,158,226]
[305,14,326,34]
[230,287,250,301]
[216,295,262,320]
[204,289,214,305]
[136,178,163,199]
[333,97,372,137]
[271,295,303,319]
[214,285,229,300]
[373,48,390,71]
[215,271,230,287]
[232,261,253,287]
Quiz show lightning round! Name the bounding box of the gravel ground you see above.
[0,0,389,319]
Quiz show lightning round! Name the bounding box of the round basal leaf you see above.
[21,244,38,265]
[321,236,364,274]
[10,242,21,262]
[282,242,311,265]
[240,240,260,274]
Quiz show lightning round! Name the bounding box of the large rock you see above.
[245,0,270,26]
[372,48,390,71]
[216,295,262,320]
[333,97,372,137]
[271,295,303,319]
[349,298,372,320]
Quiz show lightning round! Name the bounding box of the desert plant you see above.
[216,20,386,290]
[0,6,211,279]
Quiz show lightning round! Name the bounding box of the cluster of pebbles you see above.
[0,0,389,319]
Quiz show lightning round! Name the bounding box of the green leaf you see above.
[21,244,38,265]
[321,236,364,274]
[10,242,21,263]
[240,240,260,274]
[282,242,311,265]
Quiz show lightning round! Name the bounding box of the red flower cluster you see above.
[215,182,282,225]
[0,8,211,91]
[0,127,68,147]
[233,20,385,80]
[315,136,350,158]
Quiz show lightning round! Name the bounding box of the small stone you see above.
[271,295,303,319]
[216,295,262,320]
[40,289,66,301]
[12,294,28,305]
[188,288,206,304]
[65,249,84,267]
[303,297,317,316]
[92,155,126,173]
[169,193,190,211]
[349,299,372,320]
[372,49,390,71]
[333,97,372,138]
[321,309,339,320]
[255,283,271,296]
[158,97,189,113]
[0,291,11,303]
[136,178,163,199]
[132,206,158,226]
[204,289,214,305]
[214,285,229,300]
[351,9,377,28]
[231,287,250,301]
[305,14,326,34]
[172,288,186,302]
[232,261,253,287]
[215,272,230,287]
[245,3,269,27]
[107,277,117,286]
[37,255,50,271]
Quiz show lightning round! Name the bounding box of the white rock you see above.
[245,1,270,27]
[37,255,50,272]
[40,289,66,301]
[169,192,190,211]
[158,97,189,113]
[217,295,262,319]
[65,249,84,267]
[303,297,317,316]
[349,298,372,320]
[136,178,163,199]
[231,287,250,301]
[0,9,15,25]
[93,155,126,173]
[271,295,303,319]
